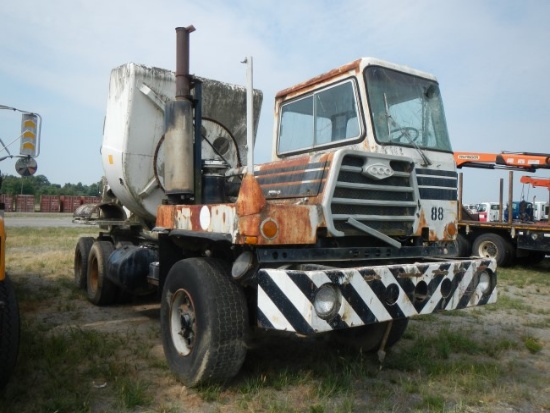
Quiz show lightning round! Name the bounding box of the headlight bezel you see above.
[313,283,342,320]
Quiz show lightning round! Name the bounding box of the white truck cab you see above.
[475,202,500,222]
[533,201,549,221]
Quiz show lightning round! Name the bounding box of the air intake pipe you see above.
[164,25,195,203]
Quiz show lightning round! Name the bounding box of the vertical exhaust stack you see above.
[164,25,196,203]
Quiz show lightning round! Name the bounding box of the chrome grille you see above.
[324,151,418,236]
[415,167,457,200]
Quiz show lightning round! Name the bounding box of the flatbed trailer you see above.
[457,171,550,266]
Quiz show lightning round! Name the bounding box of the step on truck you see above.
[74,26,497,386]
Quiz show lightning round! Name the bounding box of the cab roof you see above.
[275,57,438,101]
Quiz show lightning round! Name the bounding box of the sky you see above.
[1,0,549,205]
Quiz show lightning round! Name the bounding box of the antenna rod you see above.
[243,56,254,171]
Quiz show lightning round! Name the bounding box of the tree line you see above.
[0,174,101,197]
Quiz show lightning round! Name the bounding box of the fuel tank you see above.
[101,63,262,223]
[106,245,157,295]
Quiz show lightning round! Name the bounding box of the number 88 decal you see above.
[431,206,444,221]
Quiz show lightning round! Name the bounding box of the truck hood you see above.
[255,154,331,199]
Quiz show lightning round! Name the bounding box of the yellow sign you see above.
[20,113,39,157]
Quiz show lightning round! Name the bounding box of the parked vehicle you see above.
[0,203,19,390]
[0,104,42,389]
[475,202,500,222]
[520,176,550,222]
[504,201,534,222]
[74,26,497,387]
[533,201,549,221]
[455,153,550,266]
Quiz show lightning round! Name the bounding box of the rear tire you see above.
[74,237,94,289]
[455,233,472,257]
[161,258,248,387]
[0,276,20,390]
[87,241,118,305]
[472,233,515,267]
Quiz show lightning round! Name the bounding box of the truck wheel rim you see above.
[479,241,497,258]
[170,289,196,356]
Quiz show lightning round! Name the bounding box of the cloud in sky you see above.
[0,0,549,204]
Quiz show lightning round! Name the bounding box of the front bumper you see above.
[257,258,496,334]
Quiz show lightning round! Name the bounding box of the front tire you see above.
[87,241,118,305]
[161,258,248,387]
[0,276,20,390]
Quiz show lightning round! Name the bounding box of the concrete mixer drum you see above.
[153,118,239,193]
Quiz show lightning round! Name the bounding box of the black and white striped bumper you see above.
[257,258,497,334]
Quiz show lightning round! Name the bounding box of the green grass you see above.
[116,378,153,409]
[0,226,161,413]
[493,293,534,312]
[501,260,550,288]
[523,335,543,354]
[3,327,125,412]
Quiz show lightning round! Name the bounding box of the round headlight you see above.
[313,284,341,320]
[384,283,400,305]
[478,271,492,294]
[231,251,254,279]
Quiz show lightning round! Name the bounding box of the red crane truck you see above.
[455,151,550,266]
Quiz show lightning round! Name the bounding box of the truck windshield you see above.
[365,66,452,152]
[278,80,362,154]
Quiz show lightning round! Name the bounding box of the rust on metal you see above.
[237,203,321,245]
[453,264,467,276]
[360,269,378,282]
[416,206,452,242]
[416,208,428,238]
[432,269,449,277]
[445,221,457,238]
[255,154,331,199]
[398,272,423,278]
[236,214,261,242]
[275,59,362,100]
[396,269,423,278]
[361,274,382,282]
[156,204,177,228]
[175,26,195,100]
[475,264,489,273]
[236,173,266,216]
[189,207,202,229]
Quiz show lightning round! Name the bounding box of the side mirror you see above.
[15,156,38,177]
